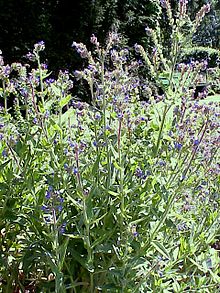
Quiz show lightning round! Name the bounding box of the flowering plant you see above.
[0,1,219,292]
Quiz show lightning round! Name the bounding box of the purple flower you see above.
[46,190,51,199]
[20,88,28,97]
[95,113,101,120]
[34,41,45,52]
[133,231,139,237]
[45,110,50,119]
[46,78,55,85]
[33,117,38,124]
[57,205,63,212]
[72,42,89,59]
[160,0,167,8]
[174,142,183,151]
[41,63,48,70]
[117,112,123,120]
[131,225,139,237]
[59,222,67,235]
[48,186,53,192]
[135,167,144,178]
[204,3,211,13]
[2,149,7,157]
[193,139,200,146]
[41,205,48,212]
[26,52,36,61]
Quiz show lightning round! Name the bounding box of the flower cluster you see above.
[195,3,211,29]
[42,186,64,215]
[72,41,91,59]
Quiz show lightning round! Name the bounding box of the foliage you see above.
[0,1,220,292]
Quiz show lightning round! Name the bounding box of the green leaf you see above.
[66,193,83,210]
[113,160,122,171]
[172,281,181,293]
[59,94,72,108]
[58,237,69,270]
[61,108,77,125]
[108,190,119,197]
[68,247,87,269]
[91,229,114,249]
[0,159,11,171]
[91,212,107,226]
[172,246,179,261]
[51,84,61,97]
[187,256,207,273]
[92,155,100,175]
[85,195,93,221]
[151,240,170,260]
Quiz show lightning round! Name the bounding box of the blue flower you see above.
[46,78,55,85]
[45,110,50,119]
[174,142,182,151]
[95,113,101,120]
[135,167,144,178]
[2,149,7,157]
[46,190,51,199]
[159,160,166,167]
[33,117,38,124]
[117,113,123,120]
[59,222,67,235]
[48,186,53,192]
[59,197,64,203]
[160,0,167,8]
[41,205,48,212]
[193,139,200,146]
[57,205,63,212]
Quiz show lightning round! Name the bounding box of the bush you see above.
[0,1,219,292]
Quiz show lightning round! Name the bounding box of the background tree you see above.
[0,0,219,73]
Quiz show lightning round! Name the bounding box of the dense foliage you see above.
[0,1,220,292]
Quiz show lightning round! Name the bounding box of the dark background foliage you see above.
[0,0,219,73]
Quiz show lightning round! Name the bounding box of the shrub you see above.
[0,1,219,292]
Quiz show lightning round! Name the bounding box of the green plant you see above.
[0,1,219,292]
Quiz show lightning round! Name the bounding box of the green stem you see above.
[118,118,124,218]
[75,146,94,292]
[154,104,168,155]
[2,80,7,113]
[64,261,77,293]
[149,187,178,242]
[169,41,178,91]
[52,209,63,293]
[37,56,45,107]
[182,120,208,179]
[100,52,111,188]
[83,198,94,293]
